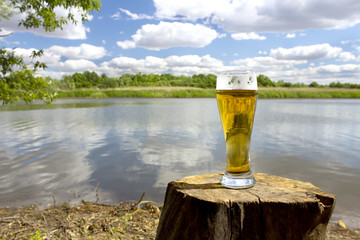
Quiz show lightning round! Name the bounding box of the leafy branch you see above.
[0,0,102,104]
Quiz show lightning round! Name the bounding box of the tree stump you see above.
[156,173,336,240]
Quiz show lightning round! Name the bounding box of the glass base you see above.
[221,171,256,189]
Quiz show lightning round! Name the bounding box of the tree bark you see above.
[156,173,336,240]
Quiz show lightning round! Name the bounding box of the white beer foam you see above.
[216,71,258,90]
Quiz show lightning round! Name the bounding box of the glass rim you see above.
[216,69,254,76]
[216,69,257,90]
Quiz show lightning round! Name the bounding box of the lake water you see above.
[0,98,359,228]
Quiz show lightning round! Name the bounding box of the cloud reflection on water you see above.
[0,99,359,228]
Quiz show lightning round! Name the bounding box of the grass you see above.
[1,201,359,239]
[258,87,360,98]
[0,201,160,240]
[56,87,360,99]
[57,88,216,98]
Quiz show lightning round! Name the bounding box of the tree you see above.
[309,81,320,88]
[0,0,101,104]
[1,69,55,104]
[72,72,91,88]
[0,0,13,37]
[83,71,102,87]
[9,0,101,32]
[257,74,275,87]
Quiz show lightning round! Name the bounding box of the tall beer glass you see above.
[216,70,257,188]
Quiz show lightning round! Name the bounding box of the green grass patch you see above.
[56,87,360,99]
[258,88,360,98]
[57,88,216,98]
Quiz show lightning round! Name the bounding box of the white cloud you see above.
[230,47,360,84]
[286,33,296,38]
[99,54,222,76]
[13,43,358,85]
[143,56,168,68]
[1,7,90,39]
[100,56,168,75]
[232,56,307,72]
[103,57,140,69]
[95,52,360,84]
[270,44,342,60]
[10,48,61,66]
[153,0,360,32]
[9,47,100,75]
[277,64,360,84]
[57,59,97,72]
[31,50,360,85]
[337,52,356,62]
[37,70,65,80]
[165,55,222,68]
[47,44,107,60]
[0,29,13,38]
[154,0,223,21]
[231,57,360,84]
[110,12,122,20]
[118,8,153,20]
[110,8,153,20]
[116,21,218,50]
[231,32,266,40]
[170,66,211,76]
[117,40,136,49]
[315,64,360,74]
[7,45,106,74]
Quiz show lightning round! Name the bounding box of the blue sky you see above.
[2,0,360,84]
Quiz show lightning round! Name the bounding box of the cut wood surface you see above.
[156,173,336,240]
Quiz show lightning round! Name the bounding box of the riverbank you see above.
[1,202,359,239]
[57,86,216,98]
[56,86,360,99]
[259,87,360,98]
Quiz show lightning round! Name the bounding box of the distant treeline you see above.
[53,72,216,89]
[257,74,360,89]
[51,71,360,89]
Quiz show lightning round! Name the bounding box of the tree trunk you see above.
[156,173,336,240]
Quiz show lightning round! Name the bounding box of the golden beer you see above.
[216,90,257,175]
[216,70,257,188]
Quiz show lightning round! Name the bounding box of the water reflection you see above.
[0,98,359,228]
[0,99,156,112]
[84,99,223,202]
[252,99,360,228]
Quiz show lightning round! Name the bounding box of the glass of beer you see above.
[216,70,257,189]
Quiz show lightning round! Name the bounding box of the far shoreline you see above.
[56,86,360,99]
